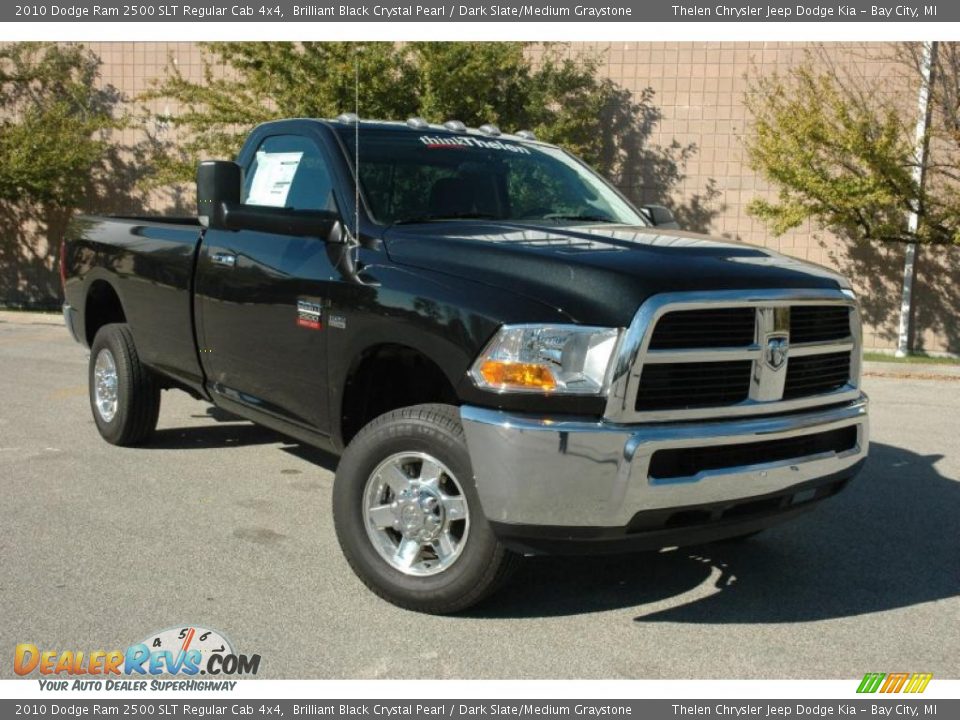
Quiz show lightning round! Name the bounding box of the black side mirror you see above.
[642,204,680,229]
[197,161,242,230]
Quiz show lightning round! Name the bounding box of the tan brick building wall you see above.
[555,42,958,355]
[21,42,960,353]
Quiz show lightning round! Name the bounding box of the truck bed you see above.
[63,214,206,392]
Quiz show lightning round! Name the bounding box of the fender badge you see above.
[297,300,322,330]
[328,314,347,329]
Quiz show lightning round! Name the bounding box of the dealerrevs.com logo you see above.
[15,626,261,691]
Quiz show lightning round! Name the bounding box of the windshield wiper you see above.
[391,212,618,226]
[541,213,616,223]
[391,212,499,226]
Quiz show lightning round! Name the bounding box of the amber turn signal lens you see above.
[478,360,557,391]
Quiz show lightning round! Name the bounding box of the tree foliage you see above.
[141,42,642,185]
[0,43,120,208]
[744,46,960,246]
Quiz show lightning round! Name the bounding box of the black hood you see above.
[383,222,849,327]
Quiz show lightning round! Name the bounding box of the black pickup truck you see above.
[63,116,869,613]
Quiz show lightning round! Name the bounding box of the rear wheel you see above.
[333,404,519,614]
[89,323,161,446]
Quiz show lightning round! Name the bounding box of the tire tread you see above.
[90,323,161,446]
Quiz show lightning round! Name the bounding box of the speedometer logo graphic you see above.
[139,625,235,674]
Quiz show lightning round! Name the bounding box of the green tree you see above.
[141,42,653,186]
[0,43,119,208]
[744,47,960,246]
[0,42,121,306]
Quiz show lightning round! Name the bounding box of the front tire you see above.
[89,323,161,446]
[333,404,519,614]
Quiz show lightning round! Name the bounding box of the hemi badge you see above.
[297,300,323,330]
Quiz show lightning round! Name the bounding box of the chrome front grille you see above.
[604,289,862,423]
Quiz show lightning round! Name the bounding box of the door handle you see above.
[211,252,237,268]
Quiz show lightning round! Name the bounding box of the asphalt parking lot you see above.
[1,312,958,679]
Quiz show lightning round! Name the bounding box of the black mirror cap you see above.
[220,203,341,240]
[642,204,680,229]
[197,161,242,229]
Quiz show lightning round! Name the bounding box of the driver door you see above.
[195,133,338,434]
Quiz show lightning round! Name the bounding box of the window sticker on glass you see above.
[246,151,303,207]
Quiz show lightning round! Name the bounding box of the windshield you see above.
[337,128,647,227]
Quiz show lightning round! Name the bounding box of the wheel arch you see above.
[338,342,461,448]
[83,278,127,346]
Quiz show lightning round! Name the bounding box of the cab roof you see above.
[259,116,555,147]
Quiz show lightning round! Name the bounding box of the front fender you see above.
[325,259,586,447]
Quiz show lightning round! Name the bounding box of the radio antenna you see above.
[353,47,360,247]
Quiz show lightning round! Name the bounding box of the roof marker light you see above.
[337,112,359,124]
[515,130,537,141]
[443,120,467,132]
[406,117,430,129]
[478,124,502,137]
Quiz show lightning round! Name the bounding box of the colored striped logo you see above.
[857,672,933,693]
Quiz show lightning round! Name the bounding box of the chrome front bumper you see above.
[460,396,868,532]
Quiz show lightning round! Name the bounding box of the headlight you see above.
[469,325,621,395]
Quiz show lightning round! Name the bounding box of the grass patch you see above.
[864,351,960,366]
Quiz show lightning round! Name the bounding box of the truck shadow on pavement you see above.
[135,406,276,450]
[147,423,280,451]
[473,442,960,621]
[143,406,342,469]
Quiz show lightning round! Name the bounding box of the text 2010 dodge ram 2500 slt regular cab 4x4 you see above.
[63,116,869,613]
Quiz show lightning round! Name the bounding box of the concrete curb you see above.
[863,360,960,380]
[0,310,63,326]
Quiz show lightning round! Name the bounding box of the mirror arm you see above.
[221,202,340,240]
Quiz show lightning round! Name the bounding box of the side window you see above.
[242,134,334,211]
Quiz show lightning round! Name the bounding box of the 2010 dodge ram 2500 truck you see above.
[63,116,869,613]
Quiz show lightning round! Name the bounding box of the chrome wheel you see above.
[93,348,119,422]
[363,451,470,577]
